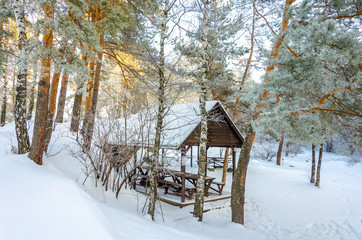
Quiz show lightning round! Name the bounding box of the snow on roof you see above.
[110,101,221,149]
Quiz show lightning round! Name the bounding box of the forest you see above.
[0,0,361,239]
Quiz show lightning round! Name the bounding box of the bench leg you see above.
[218,185,224,195]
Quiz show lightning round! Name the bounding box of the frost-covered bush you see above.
[252,134,277,162]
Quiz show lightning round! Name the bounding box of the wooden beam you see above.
[181,165,186,203]
[190,146,193,167]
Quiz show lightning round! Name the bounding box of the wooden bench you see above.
[209,181,226,195]
[157,179,196,199]
[130,174,149,189]
[207,157,224,168]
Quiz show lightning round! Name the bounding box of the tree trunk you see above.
[221,148,230,183]
[55,73,69,123]
[14,0,30,153]
[70,82,84,132]
[82,7,104,150]
[1,22,7,127]
[193,0,211,222]
[315,144,323,187]
[43,69,62,152]
[70,56,87,133]
[28,4,53,164]
[193,81,207,221]
[276,133,284,165]
[231,124,255,225]
[310,144,316,183]
[0,67,7,127]
[85,61,95,112]
[148,0,168,221]
[27,74,37,120]
[80,61,95,136]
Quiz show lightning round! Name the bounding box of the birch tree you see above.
[13,0,30,153]
[147,0,170,220]
[0,21,8,127]
[0,70,7,126]
[175,0,242,221]
[192,0,211,221]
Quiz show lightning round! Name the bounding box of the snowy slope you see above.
[0,122,361,240]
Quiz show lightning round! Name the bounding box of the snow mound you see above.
[0,155,119,240]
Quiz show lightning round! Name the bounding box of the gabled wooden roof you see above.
[181,102,244,148]
[111,101,244,149]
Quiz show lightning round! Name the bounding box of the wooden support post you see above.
[232,147,236,178]
[181,165,186,203]
[197,146,200,164]
[190,146,193,167]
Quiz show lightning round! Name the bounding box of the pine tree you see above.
[258,0,361,189]
[231,0,295,225]
[43,68,62,152]
[29,3,53,165]
[54,72,68,123]
[81,3,104,150]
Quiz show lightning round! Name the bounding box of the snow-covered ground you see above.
[0,122,361,240]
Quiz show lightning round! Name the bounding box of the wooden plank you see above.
[135,189,231,208]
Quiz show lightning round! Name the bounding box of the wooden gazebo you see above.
[111,101,244,204]
[118,101,243,163]
[174,101,243,180]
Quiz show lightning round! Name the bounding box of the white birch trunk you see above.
[315,144,323,187]
[13,0,30,153]
[310,144,316,183]
[148,0,168,220]
[193,0,210,221]
[1,63,8,126]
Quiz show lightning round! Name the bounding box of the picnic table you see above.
[207,157,224,168]
[133,165,218,201]
[167,170,215,197]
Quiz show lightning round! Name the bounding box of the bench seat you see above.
[157,179,196,199]
[209,181,226,195]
